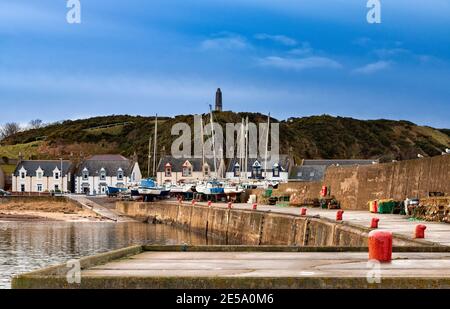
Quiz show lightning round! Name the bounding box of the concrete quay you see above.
[12,245,450,289]
[116,201,449,247]
[188,201,450,246]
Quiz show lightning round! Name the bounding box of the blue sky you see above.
[0,0,449,128]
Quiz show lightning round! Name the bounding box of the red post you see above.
[415,224,427,239]
[192,199,196,206]
[301,208,307,216]
[336,210,344,221]
[368,230,393,263]
[252,203,257,210]
[228,202,233,209]
[207,201,212,207]
[371,218,380,229]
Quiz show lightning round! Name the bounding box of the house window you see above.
[297,172,303,177]
[55,172,60,180]
[203,165,210,176]
[310,172,315,177]
[165,166,172,177]
[251,161,262,179]
[54,184,59,192]
[131,172,135,182]
[37,172,43,179]
[182,166,192,177]
[82,169,89,181]
[272,165,280,177]
[100,168,106,181]
[20,172,25,179]
[117,169,124,180]
[233,163,240,177]
[37,184,43,192]
[20,184,25,192]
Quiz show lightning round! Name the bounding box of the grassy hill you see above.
[1,113,449,176]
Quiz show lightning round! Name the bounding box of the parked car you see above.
[0,189,11,196]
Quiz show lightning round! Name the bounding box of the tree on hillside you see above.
[29,119,43,129]
[0,122,21,140]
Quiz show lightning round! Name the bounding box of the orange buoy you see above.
[301,208,307,216]
[252,203,257,210]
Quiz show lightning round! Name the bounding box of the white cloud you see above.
[258,56,342,71]
[200,34,249,51]
[254,33,297,46]
[353,61,391,74]
[374,48,408,59]
[288,42,313,56]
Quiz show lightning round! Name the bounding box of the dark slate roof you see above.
[289,165,326,181]
[14,160,73,177]
[76,155,134,176]
[226,155,292,173]
[302,159,378,167]
[157,156,217,172]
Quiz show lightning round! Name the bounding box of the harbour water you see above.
[0,220,225,289]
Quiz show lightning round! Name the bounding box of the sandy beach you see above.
[0,199,105,222]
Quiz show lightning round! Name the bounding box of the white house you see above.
[74,154,141,195]
[225,155,292,182]
[12,160,73,193]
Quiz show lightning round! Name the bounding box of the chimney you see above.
[215,88,223,112]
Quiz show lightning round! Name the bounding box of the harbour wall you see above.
[323,155,450,210]
[116,201,427,247]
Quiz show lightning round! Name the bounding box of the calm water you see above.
[0,221,225,289]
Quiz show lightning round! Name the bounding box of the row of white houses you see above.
[12,155,142,195]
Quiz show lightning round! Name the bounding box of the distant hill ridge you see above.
[1,113,449,176]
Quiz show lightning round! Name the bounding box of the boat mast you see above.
[245,116,249,180]
[240,118,245,181]
[209,105,217,176]
[264,113,270,180]
[152,114,158,178]
[200,114,205,178]
[147,136,152,177]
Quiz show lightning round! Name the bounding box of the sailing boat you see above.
[138,115,167,198]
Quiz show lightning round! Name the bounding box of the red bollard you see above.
[301,208,307,216]
[207,201,212,207]
[371,218,380,229]
[252,203,257,210]
[415,224,427,239]
[336,210,344,221]
[368,230,392,263]
[228,202,233,209]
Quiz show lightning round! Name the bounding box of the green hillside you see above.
[1,113,449,176]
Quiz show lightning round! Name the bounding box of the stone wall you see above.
[116,201,427,247]
[323,155,450,210]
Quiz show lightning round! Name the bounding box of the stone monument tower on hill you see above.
[215,88,223,112]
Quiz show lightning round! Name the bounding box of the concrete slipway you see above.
[12,245,450,289]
